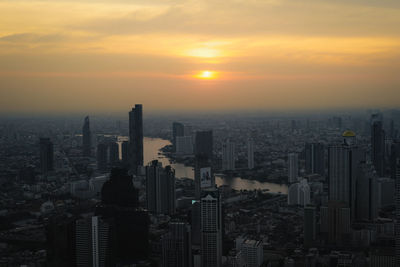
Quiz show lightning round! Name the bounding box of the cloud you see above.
[0,33,65,43]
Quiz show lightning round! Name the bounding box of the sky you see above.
[0,0,399,114]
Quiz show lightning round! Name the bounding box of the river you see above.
[119,136,288,194]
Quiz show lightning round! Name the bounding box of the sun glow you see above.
[196,70,217,79]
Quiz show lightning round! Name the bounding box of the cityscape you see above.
[1,0,400,266]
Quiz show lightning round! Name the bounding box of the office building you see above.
[236,238,263,267]
[195,130,213,159]
[176,135,194,155]
[146,160,176,215]
[40,137,54,175]
[288,179,310,206]
[162,222,192,267]
[222,139,235,171]
[287,153,299,183]
[390,142,400,179]
[75,216,110,267]
[304,206,316,248]
[96,143,108,172]
[82,116,91,157]
[371,113,386,176]
[129,104,143,174]
[108,142,119,165]
[355,162,378,221]
[194,154,214,199]
[377,177,395,208]
[396,158,400,266]
[328,131,362,219]
[173,122,185,152]
[305,142,325,176]
[121,141,129,166]
[320,201,351,246]
[201,189,222,267]
[248,138,254,170]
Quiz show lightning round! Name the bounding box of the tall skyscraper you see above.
[328,131,362,219]
[75,216,110,267]
[96,143,108,172]
[355,162,378,221]
[108,142,119,165]
[40,137,54,175]
[176,136,194,155]
[288,179,310,206]
[173,122,185,152]
[320,201,351,246]
[121,141,129,166]
[305,142,325,176]
[371,113,386,176]
[200,189,222,267]
[146,160,176,215]
[82,116,91,157]
[162,222,192,267]
[247,138,254,170]
[236,239,263,267]
[395,158,400,266]
[288,153,298,183]
[390,142,400,179]
[194,154,214,199]
[222,139,235,171]
[304,206,316,248]
[129,104,143,174]
[195,130,213,159]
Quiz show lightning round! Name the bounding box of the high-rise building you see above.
[395,158,400,266]
[320,201,351,246]
[129,104,143,174]
[247,138,254,170]
[194,154,214,199]
[235,239,263,267]
[288,153,298,183]
[162,222,192,267]
[371,113,386,176]
[75,216,110,267]
[222,139,235,171]
[328,131,362,219]
[305,143,325,176]
[390,142,400,179]
[200,189,222,267]
[176,136,194,155]
[173,122,185,152]
[40,137,54,175]
[304,206,316,248]
[195,130,213,159]
[121,141,129,166]
[146,160,176,215]
[82,116,91,157]
[96,143,108,172]
[355,162,378,221]
[108,142,119,165]
[288,179,310,206]
[377,177,395,208]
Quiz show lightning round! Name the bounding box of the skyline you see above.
[1,0,400,113]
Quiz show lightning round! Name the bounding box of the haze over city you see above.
[1,0,400,113]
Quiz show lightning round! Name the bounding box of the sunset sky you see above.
[0,0,399,113]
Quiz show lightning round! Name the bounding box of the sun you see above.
[196,70,217,79]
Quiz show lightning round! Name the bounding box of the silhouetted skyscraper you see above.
[146,160,176,215]
[396,158,400,266]
[40,137,54,175]
[222,139,235,171]
[371,113,386,176]
[173,122,185,152]
[288,153,298,183]
[129,104,143,174]
[195,130,213,159]
[162,222,192,267]
[247,138,254,170]
[108,142,119,165]
[355,162,378,221]
[201,189,222,267]
[194,154,214,199]
[121,141,129,166]
[304,206,316,248]
[328,131,362,219]
[82,116,91,157]
[75,216,110,267]
[97,143,108,172]
[305,143,325,176]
